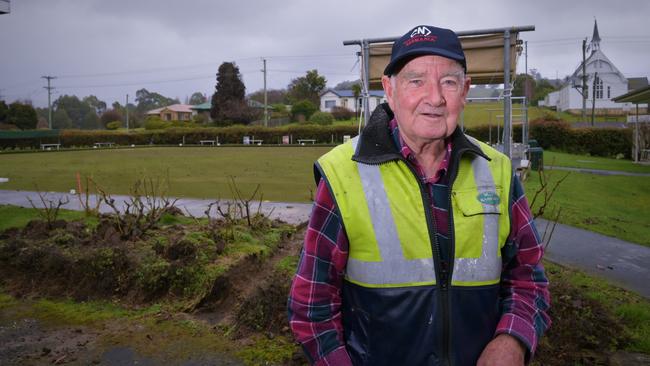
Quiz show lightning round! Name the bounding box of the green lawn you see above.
[544,150,650,174]
[1,147,648,246]
[524,170,650,247]
[0,147,330,202]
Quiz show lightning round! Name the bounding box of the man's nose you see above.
[424,80,445,107]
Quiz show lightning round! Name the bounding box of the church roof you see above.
[591,19,601,46]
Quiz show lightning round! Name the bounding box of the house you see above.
[146,104,195,121]
[320,89,386,113]
[543,20,647,115]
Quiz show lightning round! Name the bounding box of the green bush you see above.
[291,100,317,121]
[106,121,122,130]
[309,112,334,125]
[144,117,172,130]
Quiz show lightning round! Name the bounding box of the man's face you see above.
[382,55,470,145]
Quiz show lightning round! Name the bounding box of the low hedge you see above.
[0,120,633,158]
[0,125,360,149]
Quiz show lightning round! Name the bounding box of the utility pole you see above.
[261,58,268,127]
[42,75,56,129]
[581,39,587,122]
[126,94,130,131]
[591,72,598,126]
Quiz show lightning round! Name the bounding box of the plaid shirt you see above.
[288,121,550,365]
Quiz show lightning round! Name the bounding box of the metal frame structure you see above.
[343,25,535,158]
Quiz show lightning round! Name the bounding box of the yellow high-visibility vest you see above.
[317,136,511,288]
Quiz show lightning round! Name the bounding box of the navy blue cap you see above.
[384,25,466,75]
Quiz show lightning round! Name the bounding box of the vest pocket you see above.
[451,187,503,263]
[452,187,503,216]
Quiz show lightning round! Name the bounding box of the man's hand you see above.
[476,334,525,366]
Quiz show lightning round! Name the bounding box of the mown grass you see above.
[544,150,650,174]
[524,170,650,247]
[0,146,330,202]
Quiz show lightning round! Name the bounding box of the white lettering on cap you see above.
[410,26,431,38]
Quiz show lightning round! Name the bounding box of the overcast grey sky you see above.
[1,0,649,108]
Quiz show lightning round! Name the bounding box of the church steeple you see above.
[591,19,601,52]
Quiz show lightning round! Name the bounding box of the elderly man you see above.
[288,25,550,366]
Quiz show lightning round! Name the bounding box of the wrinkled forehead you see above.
[396,55,464,76]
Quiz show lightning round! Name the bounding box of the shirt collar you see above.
[389,118,452,184]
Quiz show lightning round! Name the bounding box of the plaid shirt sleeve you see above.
[288,179,353,365]
[495,174,552,361]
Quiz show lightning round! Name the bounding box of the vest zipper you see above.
[397,157,449,365]
[444,147,470,365]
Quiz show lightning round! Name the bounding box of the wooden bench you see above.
[40,143,61,150]
[94,142,115,148]
[297,139,316,145]
[200,140,216,146]
[250,139,263,145]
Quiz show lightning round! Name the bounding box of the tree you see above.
[248,89,287,105]
[189,92,207,105]
[82,95,107,116]
[512,73,536,100]
[135,88,178,116]
[6,102,38,130]
[291,99,318,121]
[333,79,361,90]
[54,95,98,129]
[210,62,251,125]
[53,108,72,129]
[0,101,8,123]
[100,109,123,128]
[287,69,326,106]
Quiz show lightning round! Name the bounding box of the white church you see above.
[542,20,648,114]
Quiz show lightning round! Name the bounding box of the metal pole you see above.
[262,58,268,127]
[503,29,512,158]
[524,41,529,146]
[362,39,370,128]
[634,103,639,163]
[126,94,129,131]
[582,39,587,122]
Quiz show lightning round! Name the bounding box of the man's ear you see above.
[461,76,471,106]
[382,75,395,110]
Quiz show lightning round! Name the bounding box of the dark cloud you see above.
[1,0,648,107]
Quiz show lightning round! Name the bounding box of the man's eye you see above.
[408,79,423,86]
[441,78,459,90]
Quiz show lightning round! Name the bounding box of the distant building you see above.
[544,20,647,115]
[320,89,386,113]
[146,104,195,121]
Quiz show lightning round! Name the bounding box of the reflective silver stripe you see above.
[347,160,436,285]
[452,155,502,283]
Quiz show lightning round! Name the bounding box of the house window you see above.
[607,86,611,99]
[594,76,603,99]
[342,99,348,108]
[165,113,172,121]
[325,100,336,109]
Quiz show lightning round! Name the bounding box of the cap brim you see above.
[384,47,466,75]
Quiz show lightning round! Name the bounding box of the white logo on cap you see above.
[410,26,431,38]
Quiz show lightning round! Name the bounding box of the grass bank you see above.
[523,170,650,247]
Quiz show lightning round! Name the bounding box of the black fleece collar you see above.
[352,103,489,165]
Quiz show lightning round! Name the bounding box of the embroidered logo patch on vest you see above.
[477,191,500,205]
